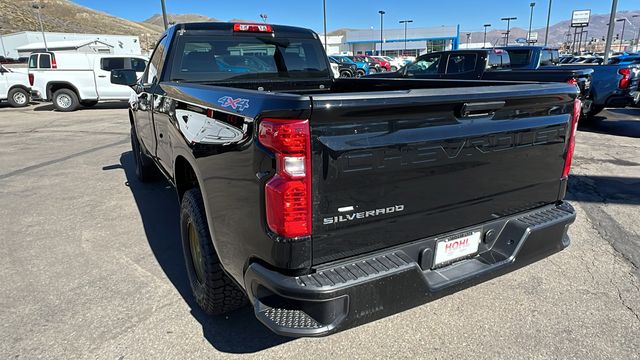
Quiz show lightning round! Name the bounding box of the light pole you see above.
[160,0,169,30]
[617,18,626,52]
[544,0,552,45]
[483,24,491,48]
[633,15,640,52]
[501,17,517,46]
[399,20,413,54]
[528,3,536,44]
[32,1,48,51]
[323,0,327,54]
[260,14,268,23]
[378,10,385,56]
[603,0,618,63]
[466,33,471,48]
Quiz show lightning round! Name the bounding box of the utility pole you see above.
[160,0,169,30]
[260,14,268,24]
[378,10,385,56]
[501,17,517,46]
[323,0,327,54]
[466,33,471,48]
[399,20,413,54]
[483,24,491,48]
[544,0,552,45]
[603,0,618,63]
[32,1,48,51]
[617,18,626,52]
[634,15,640,52]
[528,3,536,44]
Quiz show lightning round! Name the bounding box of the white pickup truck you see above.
[0,65,32,107]
[28,52,147,111]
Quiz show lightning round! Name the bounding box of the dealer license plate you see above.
[433,230,482,267]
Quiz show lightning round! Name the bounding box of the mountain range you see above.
[0,0,637,48]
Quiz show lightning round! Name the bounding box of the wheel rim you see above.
[56,94,72,108]
[188,221,205,283]
[13,92,27,105]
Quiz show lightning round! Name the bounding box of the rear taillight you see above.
[259,119,311,238]
[562,99,582,178]
[566,78,578,86]
[618,68,631,89]
[51,54,57,69]
[28,73,34,86]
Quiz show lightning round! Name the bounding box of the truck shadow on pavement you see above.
[33,102,130,112]
[118,152,292,353]
[579,108,640,138]
[566,175,640,205]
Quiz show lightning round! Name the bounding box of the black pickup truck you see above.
[112,22,579,337]
[370,48,593,115]
[499,46,640,119]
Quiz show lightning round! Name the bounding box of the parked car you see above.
[369,56,393,71]
[112,22,579,338]
[329,61,340,79]
[27,52,148,111]
[370,49,593,115]
[333,55,369,76]
[609,54,640,65]
[500,46,640,119]
[378,56,405,71]
[0,65,33,107]
[328,56,356,77]
[353,55,388,72]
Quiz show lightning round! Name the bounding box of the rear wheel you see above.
[7,88,29,107]
[130,127,157,182]
[356,69,366,77]
[584,105,605,122]
[52,89,79,112]
[180,188,248,315]
[340,70,353,78]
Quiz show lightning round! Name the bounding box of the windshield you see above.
[505,49,532,68]
[170,35,330,82]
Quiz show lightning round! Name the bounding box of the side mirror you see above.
[111,69,138,87]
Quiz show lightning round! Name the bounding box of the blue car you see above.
[609,54,640,65]
[332,56,369,76]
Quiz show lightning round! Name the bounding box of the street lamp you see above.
[501,17,517,46]
[399,19,413,54]
[616,18,626,52]
[378,10,385,56]
[544,0,552,45]
[633,15,640,52]
[323,0,327,54]
[160,0,169,30]
[466,33,471,48]
[260,14,268,23]
[483,24,491,48]
[528,3,536,44]
[32,1,48,51]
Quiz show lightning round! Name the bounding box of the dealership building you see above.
[330,25,460,56]
[0,31,141,59]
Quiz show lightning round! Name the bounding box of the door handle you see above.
[459,101,505,118]
[98,75,107,78]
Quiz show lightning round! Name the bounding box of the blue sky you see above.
[73,0,638,33]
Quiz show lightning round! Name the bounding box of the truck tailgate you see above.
[309,83,577,265]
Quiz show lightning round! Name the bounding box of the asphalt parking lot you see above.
[1,102,639,359]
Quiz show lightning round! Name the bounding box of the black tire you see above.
[80,100,98,107]
[7,88,30,107]
[356,69,366,77]
[130,127,157,183]
[180,188,248,315]
[584,105,605,121]
[52,88,79,112]
[340,70,353,78]
[369,67,378,74]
